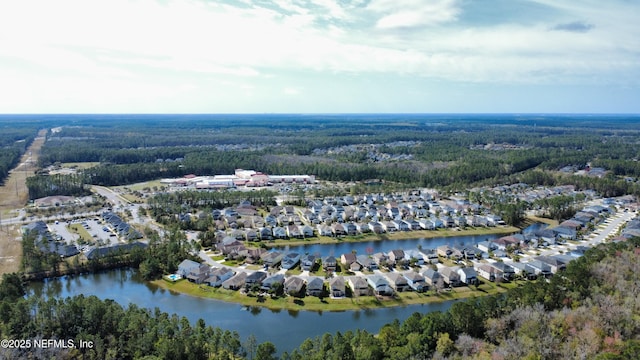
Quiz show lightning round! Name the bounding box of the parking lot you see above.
[48,217,123,252]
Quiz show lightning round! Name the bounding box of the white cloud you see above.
[283,87,300,95]
[368,0,461,28]
[0,0,638,112]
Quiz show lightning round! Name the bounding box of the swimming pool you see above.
[166,274,182,281]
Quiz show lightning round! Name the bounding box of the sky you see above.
[0,0,638,114]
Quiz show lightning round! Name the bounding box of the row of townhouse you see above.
[102,211,143,241]
[22,221,80,258]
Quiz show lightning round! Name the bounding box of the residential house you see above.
[535,229,557,245]
[331,223,346,236]
[439,267,462,287]
[457,267,478,285]
[306,277,325,297]
[403,271,427,292]
[404,249,424,266]
[385,272,410,292]
[367,274,394,296]
[222,272,247,290]
[356,255,378,271]
[430,217,444,228]
[347,276,370,296]
[489,262,515,281]
[286,225,302,238]
[527,260,553,278]
[343,223,358,235]
[349,261,362,272]
[486,214,505,226]
[440,215,454,228]
[476,216,490,227]
[460,246,482,260]
[476,240,497,253]
[454,216,467,227]
[340,253,357,267]
[239,248,265,264]
[407,219,422,230]
[281,252,301,270]
[355,223,371,234]
[372,252,389,267]
[535,256,567,273]
[177,259,200,278]
[251,216,265,228]
[475,264,497,282]
[242,229,256,241]
[258,227,273,240]
[421,268,442,287]
[178,260,210,284]
[560,219,583,230]
[264,215,277,227]
[382,221,398,232]
[437,245,463,260]
[420,249,439,264]
[368,221,385,234]
[300,225,315,238]
[230,229,245,241]
[322,255,337,272]
[554,225,578,240]
[245,271,268,289]
[261,273,285,291]
[387,249,405,266]
[509,262,538,280]
[316,225,333,236]
[272,227,288,239]
[284,276,304,296]
[392,220,410,231]
[300,254,316,271]
[418,219,436,230]
[261,251,283,268]
[329,277,346,298]
[205,267,235,287]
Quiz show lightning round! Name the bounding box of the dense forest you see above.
[3,237,639,359]
[284,238,640,360]
[0,124,38,184]
[15,114,638,199]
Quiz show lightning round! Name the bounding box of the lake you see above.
[27,225,543,353]
[28,269,456,353]
[277,223,547,257]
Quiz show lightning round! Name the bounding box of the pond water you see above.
[277,223,547,257]
[28,269,455,353]
[27,224,544,353]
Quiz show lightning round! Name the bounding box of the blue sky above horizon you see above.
[0,0,638,114]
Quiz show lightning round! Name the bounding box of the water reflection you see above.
[25,226,546,353]
[27,268,457,353]
[281,224,545,257]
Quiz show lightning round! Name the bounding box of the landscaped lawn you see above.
[67,223,93,243]
[151,277,512,311]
